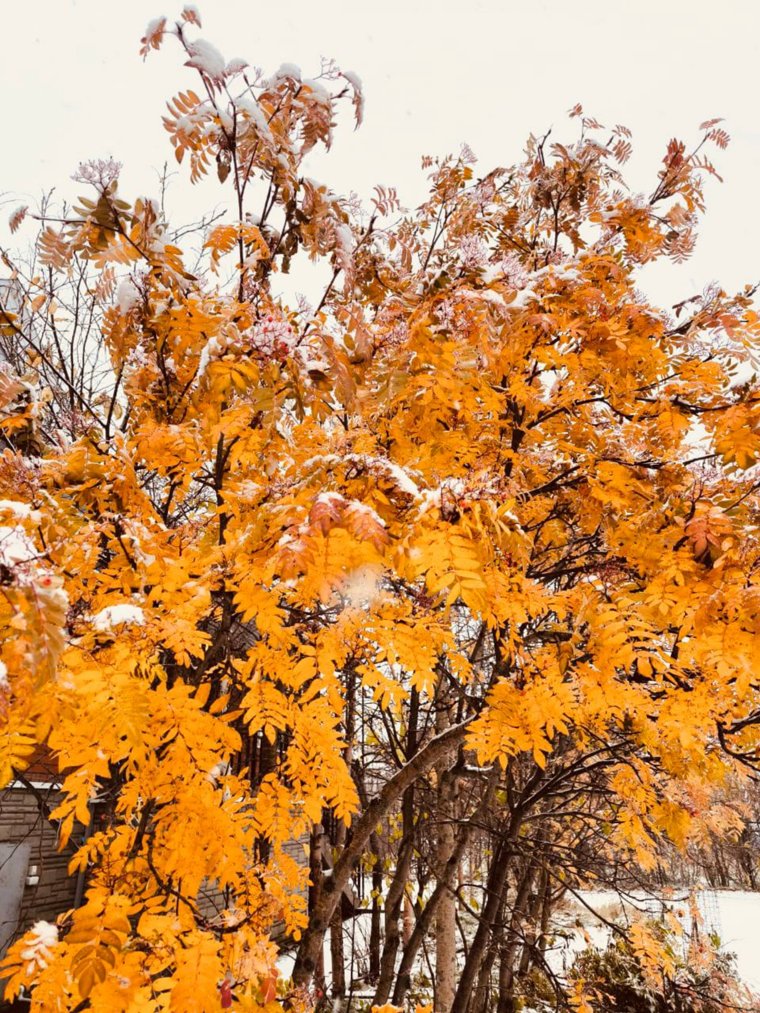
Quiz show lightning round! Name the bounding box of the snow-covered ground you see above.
[717,891,760,990]
[557,889,760,992]
[277,889,760,997]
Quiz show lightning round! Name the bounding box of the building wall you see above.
[196,835,311,935]
[0,785,78,942]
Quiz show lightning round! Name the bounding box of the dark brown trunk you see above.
[329,905,345,998]
[392,823,472,1005]
[450,822,518,1013]
[434,691,458,1013]
[308,825,326,996]
[292,716,471,987]
[392,769,498,1007]
[471,878,511,1013]
[369,847,383,982]
[372,827,415,1004]
[517,867,546,977]
[372,688,419,1006]
[329,667,356,999]
[253,733,277,864]
[495,858,538,1013]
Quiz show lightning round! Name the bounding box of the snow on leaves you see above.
[1,8,760,1013]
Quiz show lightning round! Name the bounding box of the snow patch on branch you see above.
[269,63,302,86]
[93,604,145,632]
[116,277,141,314]
[0,500,41,524]
[19,921,59,970]
[185,39,227,81]
[0,525,39,567]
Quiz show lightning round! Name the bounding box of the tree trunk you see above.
[329,905,345,999]
[495,858,538,1013]
[392,820,472,1005]
[308,825,326,996]
[450,822,518,1013]
[329,668,356,1000]
[373,688,419,1007]
[471,878,511,1013]
[496,949,518,1013]
[392,768,499,1007]
[516,866,548,979]
[292,716,472,987]
[369,847,383,982]
[372,824,415,1005]
[403,893,414,946]
[434,701,458,1013]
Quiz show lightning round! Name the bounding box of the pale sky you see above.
[2,0,759,307]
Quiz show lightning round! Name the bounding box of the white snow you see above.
[555,889,760,994]
[19,921,58,969]
[478,265,503,285]
[529,262,582,285]
[382,460,421,499]
[298,355,329,373]
[197,333,226,379]
[270,62,301,84]
[302,78,330,102]
[296,453,422,501]
[116,277,140,314]
[460,287,507,309]
[0,500,41,524]
[417,479,467,515]
[342,68,363,108]
[717,890,760,990]
[225,57,248,76]
[181,3,201,24]
[217,109,234,132]
[481,252,530,289]
[508,287,539,308]
[143,17,166,41]
[0,525,38,567]
[276,531,307,553]
[346,500,386,527]
[184,39,227,81]
[314,491,346,508]
[92,604,145,632]
[342,69,362,92]
[334,222,356,260]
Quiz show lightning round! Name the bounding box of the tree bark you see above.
[329,668,356,1000]
[292,716,473,987]
[373,688,419,1007]
[495,857,539,1013]
[329,905,345,999]
[434,700,458,1013]
[372,823,415,1005]
[392,768,499,1006]
[369,847,383,982]
[392,822,465,1004]
[450,817,520,1013]
[516,866,548,978]
[308,825,326,996]
[403,892,414,946]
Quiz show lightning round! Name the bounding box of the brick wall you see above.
[1,785,313,968]
[0,785,78,936]
[196,834,311,935]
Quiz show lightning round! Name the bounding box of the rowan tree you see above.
[1,7,759,1012]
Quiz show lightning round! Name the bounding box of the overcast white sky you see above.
[2,0,759,306]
